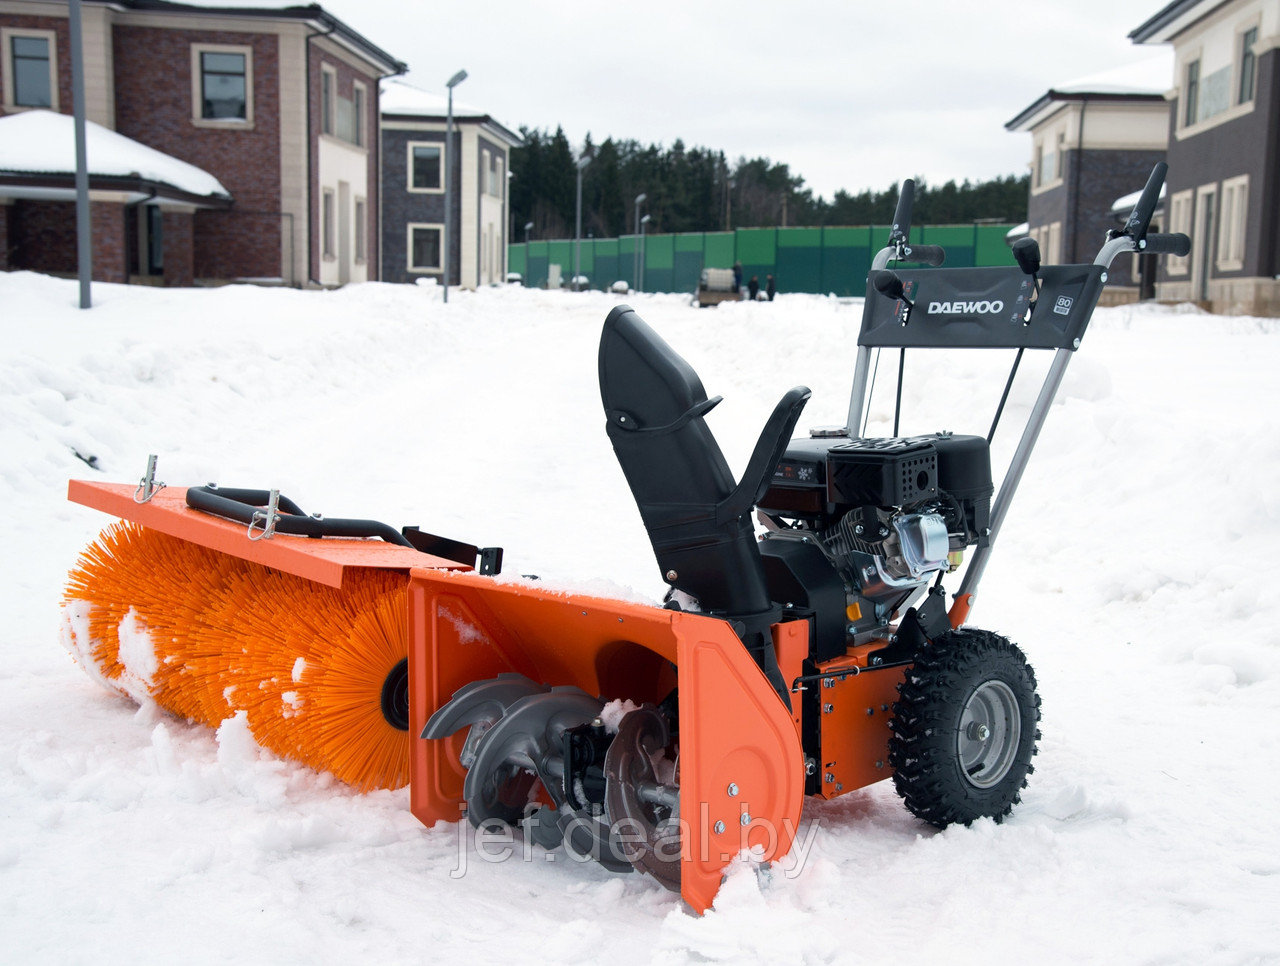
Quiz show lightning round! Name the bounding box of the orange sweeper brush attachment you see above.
[62,474,807,913]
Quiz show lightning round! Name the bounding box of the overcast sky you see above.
[206,0,1173,199]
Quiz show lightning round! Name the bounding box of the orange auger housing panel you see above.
[406,568,805,913]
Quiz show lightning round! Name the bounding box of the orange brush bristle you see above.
[63,522,411,791]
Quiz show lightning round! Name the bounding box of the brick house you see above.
[1131,0,1280,315]
[1005,59,1171,302]
[0,0,404,287]
[380,77,522,287]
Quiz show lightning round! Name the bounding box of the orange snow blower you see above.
[63,165,1189,913]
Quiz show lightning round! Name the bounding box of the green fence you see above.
[507,224,1017,297]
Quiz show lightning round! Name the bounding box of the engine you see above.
[757,430,993,652]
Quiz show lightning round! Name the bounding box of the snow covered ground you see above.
[2,270,1278,964]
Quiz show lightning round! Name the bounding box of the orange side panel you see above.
[68,480,467,589]
[815,645,906,797]
[676,613,804,913]
[406,568,804,914]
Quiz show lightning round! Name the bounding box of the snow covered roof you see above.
[1005,55,1172,131]
[0,110,231,205]
[380,78,523,147]
[1109,183,1166,220]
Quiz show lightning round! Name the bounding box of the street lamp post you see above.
[639,213,651,293]
[574,149,592,291]
[633,192,646,291]
[442,68,467,304]
[523,221,533,243]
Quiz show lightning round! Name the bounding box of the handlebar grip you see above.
[1123,162,1168,239]
[890,179,915,245]
[901,244,945,267]
[1139,232,1191,257]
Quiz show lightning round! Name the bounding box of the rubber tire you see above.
[888,627,1041,828]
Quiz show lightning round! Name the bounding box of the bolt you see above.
[871,655,883,666]
[665,569,678,581]
[878,526,889,537]
[805,758,817,776]
[822,678,834,689]
[846,623,857,635]
[1100,272,1109,283]
[740,813,752,826]
[823,703,834,714]
[881,704,889,712]
[727,783,739,797]
[714,821,726,834]
[591,717,603,728]
[889,634,898,643]
[854,524,864,535]
[875,760,884,769]
[968,722,991,742]
[1073,338,1081,348]
[824,773,835,783]
[835,784,843,792]
[866,707,875,716]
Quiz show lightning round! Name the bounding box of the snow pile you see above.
[1,271,1278,962]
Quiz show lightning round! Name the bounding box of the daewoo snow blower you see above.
[62,164,1189,912]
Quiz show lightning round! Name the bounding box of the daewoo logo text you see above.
[927,300,1005,315]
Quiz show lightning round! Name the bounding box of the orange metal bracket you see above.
[68,480,467,589]
[406,568,804,913]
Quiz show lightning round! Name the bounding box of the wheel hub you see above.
[957,679,1021,789]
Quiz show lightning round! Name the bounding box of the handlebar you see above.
[1138,233,1191,257]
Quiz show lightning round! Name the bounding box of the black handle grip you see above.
[1123,162,1168,239]
[890,179,915,245]
[1139,232,1191,257]
[901,244,945,267]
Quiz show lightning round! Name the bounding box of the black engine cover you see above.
[760,432,992,535]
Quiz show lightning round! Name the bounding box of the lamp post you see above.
[633,192,646,290]
[639,213,651,293]
[442,68,467,304]
[523,221,533,243]
[574,149,592,291]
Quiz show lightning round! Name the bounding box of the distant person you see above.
[766,274,776,301]
[733,261,743,298]
[748,275,759,300]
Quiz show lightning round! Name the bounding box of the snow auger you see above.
[62,164,1189,913]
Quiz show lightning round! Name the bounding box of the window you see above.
[1183,59,1200,127]
[2,29,58,111]
[190,44,252,126]
[486,152,503,198]
[354,198,367,262]
[1055,131,1066,181]
[408,224,443,272]
[12,35,51,107]
[321,64,335,136]
[1239,27,1258,104]
[408,143,443,191]
[322,189,335,258]
[200,52,245,118]
[1217,175,1248,271]
[352,81,366,148]
[1167,190,1193,276]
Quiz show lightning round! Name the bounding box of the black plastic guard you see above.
[860,263,1105,351]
